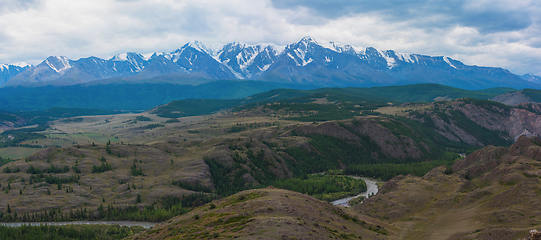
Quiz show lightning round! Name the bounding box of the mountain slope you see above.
[0,82,512,112]
[0,63,30,85]
[215,42,282,79]
[2,37,538,90]
[490,89,541,113]
[356,136,541,239]
[5,55,147,86]
[259,37,396,87]
[130,188,395,239]
[153,84,514,118]
[0,80,312,111]
[522,73,541,84]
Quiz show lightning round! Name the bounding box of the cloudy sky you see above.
[0,0,540,76]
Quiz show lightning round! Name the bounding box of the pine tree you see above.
[106,144,112,155]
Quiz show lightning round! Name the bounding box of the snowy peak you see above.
[110,52,146,71]
[0,62,30,72]
[215,42,283,79]
[290,36,320,51]
[182,40,214,55]
[265,44,286,56]
[362,48,468,70]
[395,52,418,64]
[110,52,143,62]
[217,43,261,67]
[9,62,31,68]
[283,37,323,67]
[0,63,31,85]
[217,42,261,63]
[330,42,356,54]
[44,56,72,73]
[298,36,318,45]
[170,41,213,64]
[148,52,169,61]
[521,73,541,84]
[291,37,353,54]
[1,37,536,90]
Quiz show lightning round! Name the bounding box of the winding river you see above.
[332,177,379,207]
[0,221,157,228]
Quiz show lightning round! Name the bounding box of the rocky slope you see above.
[0,111,29,133]
[405,99,541,145]
[490,90,532,106]
[356,136,541,240]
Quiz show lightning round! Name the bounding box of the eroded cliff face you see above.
[456,103,541,141]
[490,90,531,106]
[405,99,541,145]
[346,119,424,159]
[0,117,30,133]
[292,119,425,160]
[430,113,483,146]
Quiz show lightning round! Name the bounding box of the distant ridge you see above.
[0,82,514,112]
[0,63,30,85]
[1,37,538,90]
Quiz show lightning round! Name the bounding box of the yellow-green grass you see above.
[357,139,541,240]
[0,147,44,160]
[375,105,430,116]
[131,188,399,240]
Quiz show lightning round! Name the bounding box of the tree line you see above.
[0,193,217,223]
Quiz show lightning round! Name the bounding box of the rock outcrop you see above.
[518,230,541,240]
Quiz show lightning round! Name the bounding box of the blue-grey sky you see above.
[0,0,539,76]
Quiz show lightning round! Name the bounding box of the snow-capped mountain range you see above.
[0,63,31,85]
[1,37,539,90]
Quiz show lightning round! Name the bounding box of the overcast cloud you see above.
[0,0,539,76]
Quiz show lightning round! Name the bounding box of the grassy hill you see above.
[130,188,395,239]
[356,136,541,239]
[0,142,214,221]
[522,88,541,103]
[154,83,514,118]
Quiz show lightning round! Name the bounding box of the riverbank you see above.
[332,177,380,207]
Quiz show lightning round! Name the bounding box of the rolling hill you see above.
[356,136,541,239]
